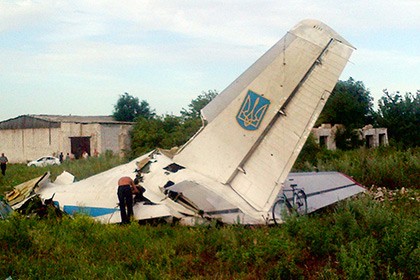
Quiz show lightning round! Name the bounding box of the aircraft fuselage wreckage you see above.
[9,19,365,225]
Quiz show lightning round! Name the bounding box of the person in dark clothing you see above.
[133,176,152,204]
[117,176,138,224]
[0,153,8,176]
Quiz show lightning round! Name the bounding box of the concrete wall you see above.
[0,127,61,163]
[0,122,133,163]
[99,124,132,157]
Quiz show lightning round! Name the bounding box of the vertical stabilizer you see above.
[174,20,354,211]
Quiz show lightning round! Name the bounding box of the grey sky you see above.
[0,0,418,120]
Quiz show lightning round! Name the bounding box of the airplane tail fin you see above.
[174,19,354,212]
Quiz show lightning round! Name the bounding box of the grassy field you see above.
[0,148,419,279]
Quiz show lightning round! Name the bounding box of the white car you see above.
[27,156,61,167]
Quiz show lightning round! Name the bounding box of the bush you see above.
[338,237,377,280]
[294,146,420,189]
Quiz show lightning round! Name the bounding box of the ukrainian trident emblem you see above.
[236,90,270,130]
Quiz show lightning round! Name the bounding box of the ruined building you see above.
[311,124,388,150]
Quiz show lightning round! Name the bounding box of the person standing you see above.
[0,153,8,176]
[117,176,138,224]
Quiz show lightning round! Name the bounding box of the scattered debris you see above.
[5,173,49,209]
[369,185,420,202]
[0,197,13,219]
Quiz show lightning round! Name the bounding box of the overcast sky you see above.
[0,0,418,121]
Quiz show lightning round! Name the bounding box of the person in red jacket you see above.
[117,176,138,224]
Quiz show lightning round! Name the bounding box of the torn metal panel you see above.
[142,151,265,224]
[5,173,50,209]
[166,180,240,216]
[53,171,75,185]
[169,156,271,223]
[37,154,150,221]
[34,152,195,224]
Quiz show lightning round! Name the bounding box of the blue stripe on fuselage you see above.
[63,205,118,217]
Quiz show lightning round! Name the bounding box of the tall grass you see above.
[294,146,419,189]
[1,192,418,279]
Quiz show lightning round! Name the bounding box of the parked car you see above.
[27,156,61,167]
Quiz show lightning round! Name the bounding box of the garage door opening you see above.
[70,137,91,159]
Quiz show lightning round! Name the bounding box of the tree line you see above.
[113,79,418,158]
[113,90,218,157]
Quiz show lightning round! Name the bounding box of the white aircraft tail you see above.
[174,19,354,212]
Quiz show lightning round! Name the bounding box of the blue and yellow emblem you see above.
[236,90,270,130]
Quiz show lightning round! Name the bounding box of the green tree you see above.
[159,115,185,149]
[375,90,419,147]
[181,90,218,119]
[333,126,364,150]
[131,115,201,157]
[293,133,322,171]
[130,90,218,157]
[131,117,166,155]
[113,92,155,122]
[316,78,374,150]
[317,78,374,128]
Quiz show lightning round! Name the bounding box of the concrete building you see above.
[312,123,388,150]
[0,115,133,163]
[311,123,339,150]
[360,124,389,148]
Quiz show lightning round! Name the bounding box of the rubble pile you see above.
[369,186,420,202]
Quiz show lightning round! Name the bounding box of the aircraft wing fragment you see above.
[283,172,365,213]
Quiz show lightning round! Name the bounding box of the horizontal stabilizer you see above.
[283,172,365,213]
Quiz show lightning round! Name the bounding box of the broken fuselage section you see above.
[32,148,364,225]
